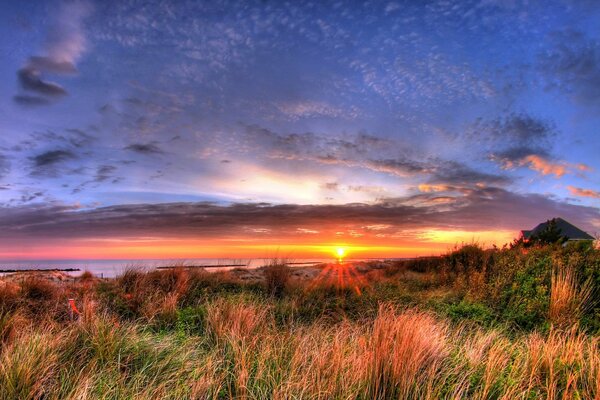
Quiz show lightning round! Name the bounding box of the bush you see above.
[264,262,289,298]
[445,300,495,326]
[175,306,206,336]
[18,277,63,319]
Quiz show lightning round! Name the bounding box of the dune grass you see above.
[0,243,598,399]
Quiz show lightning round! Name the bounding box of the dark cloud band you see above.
[0,187,596,240]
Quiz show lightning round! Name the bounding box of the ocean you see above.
[0,258,339,278]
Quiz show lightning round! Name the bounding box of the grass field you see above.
[0,243,598,399]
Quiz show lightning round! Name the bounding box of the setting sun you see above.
[336,247,346,259]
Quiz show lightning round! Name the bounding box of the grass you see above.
[550,267,593,328]
[263,260,290,298]
[0,243,598,399]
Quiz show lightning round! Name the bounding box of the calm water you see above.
[0,258,338,278]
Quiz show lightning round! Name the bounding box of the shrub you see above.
[443,243,491,275]
[143,267,189,295]
[445,300,495,326]
[79,270,95,281]
[175,306,206,336]
[19,277,58,303]
[264,261,289,298]
[117,267,145,294]
[18,277,62,319]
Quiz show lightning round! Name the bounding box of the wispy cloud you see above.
[539,29,600,108]
[14,0,92,104]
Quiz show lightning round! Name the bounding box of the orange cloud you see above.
[515,155,591,178]
[520,155,567,177]
[418,184,450,192]
[568,186,600,199]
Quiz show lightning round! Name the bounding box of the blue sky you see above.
[0,0,599,258]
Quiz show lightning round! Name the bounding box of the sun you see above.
[336,247,346,260]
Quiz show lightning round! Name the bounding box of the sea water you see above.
[0,258,336,278]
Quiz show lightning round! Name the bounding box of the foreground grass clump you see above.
[0,243,598,399]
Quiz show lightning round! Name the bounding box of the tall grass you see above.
[550,267,593,328]
[0,246,598,399]
[0,294,598,399]
[263,260,290,298]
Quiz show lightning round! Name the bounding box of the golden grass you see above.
[550,267,593,328]
[0,298,598,399]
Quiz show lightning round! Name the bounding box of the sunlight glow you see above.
[336,247,347,262]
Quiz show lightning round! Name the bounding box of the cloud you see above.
[473,114,556,165]
[418,184,451,193]
[519,154,567,177]
[430,161,512,186]
[491,146,551,164]
[94,165,119,183]
[19,190,46,203]
[274,100,358,120]
[364,158,431,177]
[64,128,96,148]
[124,143,164,155]
[17,67,67,96]
[69,164,122,194]
[476,113,589,178]
[495,153,590,178]
[539,29,600,107]
[31,150,76,167]
[568,186,600,199]
[29,149,77,177]
[242,124,510,187]
[0,187,596,241]
[29,128,96,149]
[385,2,401,14]
[43,0,92,66]
[14,0,92,103]
[27,56,78,74]
[477,113,555,144]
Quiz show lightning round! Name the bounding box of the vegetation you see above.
[0,243,598,399]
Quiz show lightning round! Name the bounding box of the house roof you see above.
[522,218,594,240]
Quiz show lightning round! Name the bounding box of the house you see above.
[521,217,594,243]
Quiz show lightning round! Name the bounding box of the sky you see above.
[0,0,599,260]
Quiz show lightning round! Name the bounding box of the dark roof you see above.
[522,218,594,240]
